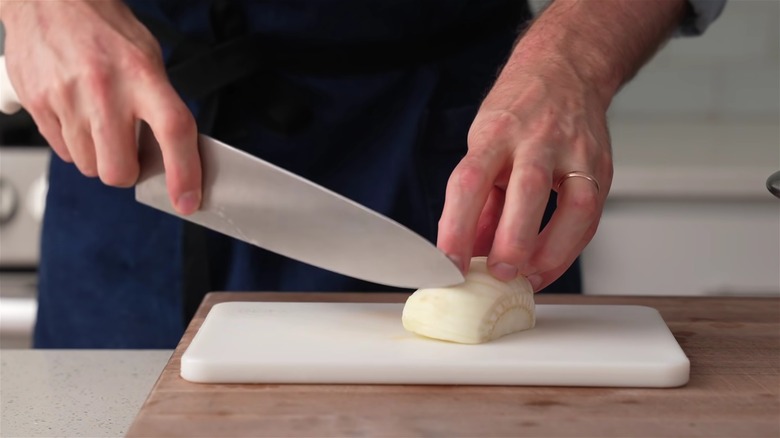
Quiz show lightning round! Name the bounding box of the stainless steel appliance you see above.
[0,26,46,348]
[0,115,49,348]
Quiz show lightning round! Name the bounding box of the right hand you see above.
[1,0,201,214]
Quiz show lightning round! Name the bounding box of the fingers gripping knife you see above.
[0,56,464,289]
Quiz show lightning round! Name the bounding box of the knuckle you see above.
[527,111,553,133]
[90,117,110,138]
[525,110,567,145]
[516,161,551,191]
[49,79,73,104]
[468,110,520,147]
[25,93,50,114]
[82,64,112,98]
[497,238,534,264]
[159,109,197,143]
[567,189,599,217]
[449,158,488,194]
[123,45,165,82]
[511,240,535,260]
[125,54,156,80]
[133,29,164,61]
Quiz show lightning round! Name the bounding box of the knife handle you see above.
[0,56,23,115]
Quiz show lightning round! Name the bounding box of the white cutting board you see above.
[180,302,689,388]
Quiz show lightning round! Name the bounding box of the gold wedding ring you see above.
[554,171,600,194]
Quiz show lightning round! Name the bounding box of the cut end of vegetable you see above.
[401,257,535,344]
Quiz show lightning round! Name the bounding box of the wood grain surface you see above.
[127,293,780,437]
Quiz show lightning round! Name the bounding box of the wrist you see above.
[499,0,687,111]
[508,30,621,111]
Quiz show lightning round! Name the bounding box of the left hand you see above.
[437,59,613,292]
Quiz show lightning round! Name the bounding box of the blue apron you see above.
[34,0,580,348]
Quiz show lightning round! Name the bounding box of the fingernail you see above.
[447,254,464,273]
[176,191,201,215]
[527,274,543,291]
[490,262,518,281]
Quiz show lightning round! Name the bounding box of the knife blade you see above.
[135,124,464,289]
[0,55,464,289]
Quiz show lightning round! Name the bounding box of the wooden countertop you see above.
[127,293,780,437]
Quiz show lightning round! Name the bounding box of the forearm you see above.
[499,0,687,109]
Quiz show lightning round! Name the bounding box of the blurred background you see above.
[582,0,779,297]
[1,1,778,348]
[529,0,779,297]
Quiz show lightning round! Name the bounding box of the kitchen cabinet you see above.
[582,120,780,296]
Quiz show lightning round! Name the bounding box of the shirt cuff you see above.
[676,0,727,36]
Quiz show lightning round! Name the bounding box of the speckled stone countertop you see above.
[0,349,171,437]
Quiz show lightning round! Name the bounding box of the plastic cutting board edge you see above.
[180,302,690,388]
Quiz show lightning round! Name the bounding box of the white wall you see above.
[529,0,779,122]
[609,0,779,122]
[582,0,780,296]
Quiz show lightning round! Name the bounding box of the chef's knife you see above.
[0,56,464,288]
